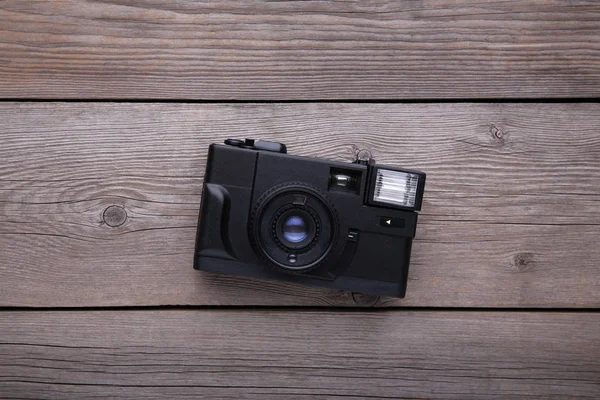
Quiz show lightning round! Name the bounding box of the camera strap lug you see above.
[354,148,375,165]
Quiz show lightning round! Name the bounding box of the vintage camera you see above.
[194,139,426,298]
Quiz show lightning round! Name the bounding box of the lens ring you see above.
[249,182,338,273]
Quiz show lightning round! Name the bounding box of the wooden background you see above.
[1,1,599,398]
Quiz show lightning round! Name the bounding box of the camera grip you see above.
[195,183,237,261]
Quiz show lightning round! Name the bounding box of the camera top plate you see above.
[225,138,287,154]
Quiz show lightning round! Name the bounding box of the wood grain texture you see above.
[1,310,599,399]
[1,1,599,100]
[2,102,600,308]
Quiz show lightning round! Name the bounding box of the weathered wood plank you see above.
[1,1,599,100]
[1,102,600,307]
[1,310,599,399]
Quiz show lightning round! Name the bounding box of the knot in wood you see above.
[103,205,127,227]
[489,124,506,145]
[509,252,535,273]
[352,292,380,307]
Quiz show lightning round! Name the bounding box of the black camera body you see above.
[194,139,425,298]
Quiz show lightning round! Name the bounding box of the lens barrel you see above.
[249,183,338,273]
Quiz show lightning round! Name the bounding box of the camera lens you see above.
[274,208,317,250]
[282,215,308,243]
[250,183,339,273]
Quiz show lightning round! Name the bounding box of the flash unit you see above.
[368,166,426,211]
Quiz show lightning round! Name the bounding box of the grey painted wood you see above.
[1,102,600,307]
[1,1,599,100]
[1,310,599,399]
